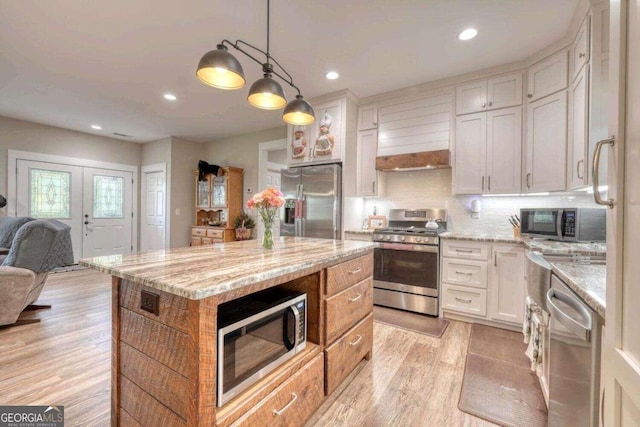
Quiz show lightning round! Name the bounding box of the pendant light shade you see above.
[283,95,316,126]
[247,74,287,110]
[196,44,246,90]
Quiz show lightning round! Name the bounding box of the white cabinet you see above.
[568,66,590,189]
[442,284,487,317]
[455,73,522,115]
[527,50,569,102]
[356,129,383,196]
[357,104,378,131]
[454,107,522,194]
[571,15,591,82]
[488,243,525,325]
[525,91,568,192]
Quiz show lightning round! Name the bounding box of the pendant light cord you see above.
[266,0,270,64]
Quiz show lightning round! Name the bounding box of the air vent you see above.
[112,132,132,138]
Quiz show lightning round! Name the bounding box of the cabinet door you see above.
[196,176,211,208]
[567,65,590,189]
[525,91,567,192]
[487,73,523,110]
[456,81,487,115]
[358,104,378,131]
[211,176,227,207]
[356,129,380,196]
[486,107,522,194]
[527,50,569,102]
[571,15,591,82]
[488,244,525,325]
[454,113,486,194]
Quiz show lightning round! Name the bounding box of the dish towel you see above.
[525,312,543,375]
[523,296,535,343]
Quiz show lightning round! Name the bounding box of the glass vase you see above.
[260,210,275,250]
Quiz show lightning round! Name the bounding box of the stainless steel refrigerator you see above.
[280,164,341,239]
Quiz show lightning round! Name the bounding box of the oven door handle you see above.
[376,242,439,253]
[283,305,300,351]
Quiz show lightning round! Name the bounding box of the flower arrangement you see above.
[233,212,255,240]
[246,187,285,249]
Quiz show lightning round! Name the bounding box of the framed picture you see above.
[367,215,388,229]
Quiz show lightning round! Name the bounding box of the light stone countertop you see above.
[551,262,606,319]
[80,237,374,300]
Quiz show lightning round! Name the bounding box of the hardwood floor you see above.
[0,269,497,426]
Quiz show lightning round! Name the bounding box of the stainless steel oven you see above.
[372,208,446,316]
[217,288,306,406]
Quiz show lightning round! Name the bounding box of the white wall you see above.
[357,169,600,234]
[170,137,203,247]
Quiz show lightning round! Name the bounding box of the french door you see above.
[16,160,133,262]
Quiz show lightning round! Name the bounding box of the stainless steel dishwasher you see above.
[547,273,603,427]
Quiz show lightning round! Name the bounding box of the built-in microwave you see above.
[520,208,606,242]
[216,287,306,407]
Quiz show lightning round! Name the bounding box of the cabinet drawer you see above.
[325,314,373,395]
[441,258,488,289]
[231,353,325,427]
[201,237,213,245]
[191,237,202,246]
[192,227,207,237]
[326,254,373,296]
[441,240,490,260]
[206,229,224,239]
[442,283,487,317]
[344,232,373,242]
[325,277,373,344]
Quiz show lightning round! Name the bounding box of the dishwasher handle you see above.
[546,288,592,342]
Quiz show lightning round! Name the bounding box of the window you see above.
[30,169,71,218]
[93,175,124,218]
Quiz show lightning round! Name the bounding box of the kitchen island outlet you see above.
[80,237,374,427]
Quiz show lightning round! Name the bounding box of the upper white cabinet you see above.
[377,92,453,157]
[527,50,569,102]
[571,15,591,82]
[567,65,590,190]
[525,91,568,192]
[358,104,378,131]
[356,129,383,197]
[488,243,525,325]
[456,73,522,115]
[454,106,521,195]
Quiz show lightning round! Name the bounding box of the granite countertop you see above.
[550,262,606,318]
[345,229,376,235]
[440,232,606,257]
[80,237,374,300]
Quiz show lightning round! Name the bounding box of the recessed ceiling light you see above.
[325,71,339,80]
[91,125,102,130]
[458,28,478,41]
[163,93,177,101]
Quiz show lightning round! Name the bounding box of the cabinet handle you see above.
[349,334,363,346]
[494,252,497,267]
[348,293,362,302]
[455,270,473,276]
[577,160,584,179]
[349,267,362,275]
[579,52,586,58]
[455,297,472,304]
[372,180,376,193]
[527,94,533,99]
[272,392,297,416]
[488,101,493,107]
[455,249,473,253]
[481,176,485,191]
[526,173,531,188]
[601,388,605,427]
[593,137,615,208]
[488,176,491,191]
[481,102,486,108]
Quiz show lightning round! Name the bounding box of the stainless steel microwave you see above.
[217,288,306,407]
[520,208,606,242]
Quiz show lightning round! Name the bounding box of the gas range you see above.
[373,208,447,246]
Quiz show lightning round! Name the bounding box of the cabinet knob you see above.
[527,94,533,98]
[488,101,493,107]
[579,52,586,58]
[481,102,486,108]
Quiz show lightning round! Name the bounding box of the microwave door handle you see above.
[283,305,300,351]
[556,209,564,240]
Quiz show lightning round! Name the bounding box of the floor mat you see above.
[373,305,449,338]
[468,323,531,369]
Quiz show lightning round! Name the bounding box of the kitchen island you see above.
[80,237,374,427]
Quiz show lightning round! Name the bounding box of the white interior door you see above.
[603,1,640,425]
[82,167,133,258]
[141,170,166,252]
[16,160,83,262]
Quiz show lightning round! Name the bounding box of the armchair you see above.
[0,219,74,327]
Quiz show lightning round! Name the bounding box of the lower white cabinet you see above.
[441,240,525,328]
[488,243,525,325]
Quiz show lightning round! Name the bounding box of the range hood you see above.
[376,150,451,171]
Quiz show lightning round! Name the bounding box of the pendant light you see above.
[195,0,314,125]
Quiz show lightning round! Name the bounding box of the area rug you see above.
[372,305,449,338]
[458,324,547,427]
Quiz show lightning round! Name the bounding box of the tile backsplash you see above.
[344,169,601,234]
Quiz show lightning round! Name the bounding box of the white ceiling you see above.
[0,0,579,143]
